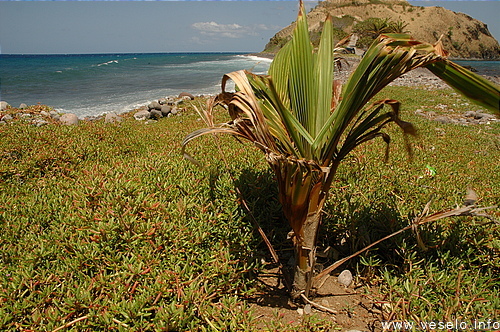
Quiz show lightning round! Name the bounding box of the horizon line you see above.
[0,51,261,56]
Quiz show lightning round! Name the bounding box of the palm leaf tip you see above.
[425,59,500,116]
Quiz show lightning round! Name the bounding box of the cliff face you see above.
[264,0,500,59]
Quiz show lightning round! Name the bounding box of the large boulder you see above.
[0,101,10,111]
[59,113,79,125]
[134,110,151,121]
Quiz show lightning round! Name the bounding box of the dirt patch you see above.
[248,267,384,331]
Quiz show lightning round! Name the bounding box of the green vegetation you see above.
[353,17,409,48]
[331,15,355,31]
[264,36,291,54]
[0,84,499,329]
[0,107,261,330]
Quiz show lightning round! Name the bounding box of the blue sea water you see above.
[0,54,497,118]
[454,60,500,78]
[0,53,272,117]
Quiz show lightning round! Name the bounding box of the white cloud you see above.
[191,21,278,39]
[192,21,245,38]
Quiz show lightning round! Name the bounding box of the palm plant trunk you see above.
[267,152,340,298]
[293,207,322,298]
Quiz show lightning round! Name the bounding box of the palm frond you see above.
[314,14,335,140]
[426,60,500,115]
[313,33,498,169]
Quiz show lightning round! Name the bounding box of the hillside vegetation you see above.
[264,0,500,59]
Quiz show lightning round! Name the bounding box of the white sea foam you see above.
[162,55,271,74]
[236,54,273,63]
[96,60,119,67]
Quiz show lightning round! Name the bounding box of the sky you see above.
[0,1,499,54]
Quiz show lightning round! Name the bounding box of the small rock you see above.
[104,112,123,124]
[303,304,312,315]
[40,110,50,117]
[59,113,79,125]
[19,113,32,118]
[296,308,304,315]
[134,110,151,121]
[476,112,496,120]
[160,105,172,116]
[170,108,179,115]
[0,101,10,111]
[338,269,353,287]
[434,116,452,124]
[19,103,28,109]
[320,299,330,307]
[150,109,163,119]
[464,111,476,118]
[148,101,161,111]
[178,92,194,100]
[33,119,48,127]
[50,111,60,121]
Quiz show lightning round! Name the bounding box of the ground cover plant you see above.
[182,0,499,305]
[0,85,499,330]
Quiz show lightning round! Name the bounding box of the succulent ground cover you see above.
[0,87,499,330]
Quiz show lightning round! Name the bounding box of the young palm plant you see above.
[183,2,499,300]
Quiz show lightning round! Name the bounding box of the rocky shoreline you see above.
[1,62,498,127]
[0,92,199,127]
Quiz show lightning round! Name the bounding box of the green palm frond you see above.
[426,60,500,114]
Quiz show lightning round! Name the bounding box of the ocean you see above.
[0,53,272,118]
[0,53,497,118]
